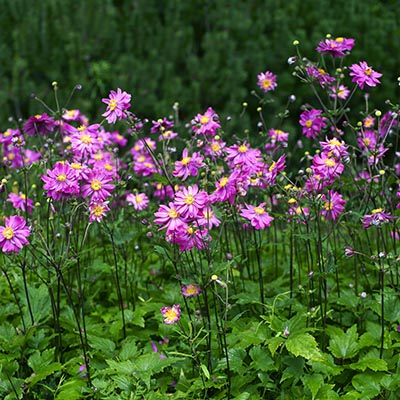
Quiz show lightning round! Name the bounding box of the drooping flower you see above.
[191,107,221,137]
[0,215,30,253]
[181,284,201,297]
[160,305,181,325]
[23,113,56,136]
[362,208,395,229]
[305,65,335,87]
[102,88,132,124]
[316,37,355,57]
[257,71,278,93]
[349,62,382,90]
[321,190,346,220]
[299,109,327,139]
[7,192,34,215]
[329,84,350,100]
[240,203,274,230]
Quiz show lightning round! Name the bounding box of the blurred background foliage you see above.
[0,0,399,134]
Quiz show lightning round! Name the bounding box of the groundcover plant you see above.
[0,35,399,399]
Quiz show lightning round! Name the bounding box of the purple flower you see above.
[257,71,278,93]
[191,107,221,137]
[160,305,181,325]
[349,62,382,90]
[299,109,327,139]
[102,88,132,124]
[23,113,56,136]
[81,172,115,202]
[240,203,274,230]
[7,192,34,215]
[0,215,30,253]
[316,37,355,57]
[362,208,395,229]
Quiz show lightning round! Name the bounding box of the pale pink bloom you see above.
[160,305,181,325]
[126,192,149,211]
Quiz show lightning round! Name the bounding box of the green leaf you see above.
[352,372,384,398]
[349,356,387,372]
[328,325,359,359]
[268,336,285,357]
[285,333,322,361]
[249,345,275,371]
[88,335,116,356]
[301,373,324,400]
[200,364,210,380]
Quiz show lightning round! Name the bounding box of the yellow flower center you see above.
[181,156,191,166]
[104,164,113,171]
[187,227,194,235]
[363,138,371,146]
[3,227,14,240]
[164,308,178,322]
[93,205,104,217]
[137,155,146,163]
[185,285,198,295]
[254,207,265,215]
[318,68,327,75]
[324,201,333,211]
[80,134,92,144]
[200,115,209,124]
[364,68,372,76]
[8,153,15,161]
[203,210,213,219]
[57,174,67,182]
[77,125,87,132]
[288,198,297,204]
[20,193,27,200]
[262,79,271,88]
[135,195,143,203]
[269,161,276,173]
[184,194,195,205]
[211,142,221,152]
[4,130,11,137]
[372,208,383,214]
[91,179,102,191]
[108,99,117,111]
[329,138,341,147]
[219,177,229,187]
[168,209,179,219]
[335,37,344,43]
[305,120,313,128]
[94,153,103,161]
[35,114,42,119]
[238,144,248,153]
[324,158,336,167]
[71,163,82,170]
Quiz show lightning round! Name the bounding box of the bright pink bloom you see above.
[225,142,262,168]
[126,192,149,211]
[319,137,349,159]
[191,107,221,137]
[42,162,80,201]
[160,304,181,325]
[257,71,278,93]
[0,215,30,253]
[268,128,289,143]
[81,172,115,202]
[379,111,399,138]
[111,131,128,147]
[0,128,21,145]
[349,62,382,90]
[169,224,210,252]
[151,118,174,134]
[262,155,286,186]
[102,88,132,124]
[312,152,344,180]
[154,202,186,233]
[240,203,274,230]
[23,113,56,136]
[89,201,110,223]
[70,125,102,159]
[316,37,355,57]
[23,149,41,165]
[197,206,221,229]
[210,172,238,204]
[299,109,327,139]
[321,191,346,220]
[7,192,34,215]
[172,149,205,181]
[153,183,175,200]
[174,185,208,219]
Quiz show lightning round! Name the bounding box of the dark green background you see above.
[1,0,399,132]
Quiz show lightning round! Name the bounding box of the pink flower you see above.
[225,142,262,168]
[191,107,221,137]
[319,137,349,159]
[0,215,30,253]
[305,65,335,87]
[70,125,102,159]
[316,37,355,57]
[174,185,208,219]
[257,71,278,93]
[111,131,128,147]
[151,118,174,134]
[154,202,186,233]
[81,172,115,202]
[89,201,110,223]
[126,192,149,211]
[312,152,344,181]
[42,162,80,201]
[169,225,210,252]
[329,85,350,100]
[240,203,274,230]
[160,304,181,325]
[102,88,132,124]
[172,149,205,181]
[299,109,327,139]
[7,192,34,215]
[268,128,289,143]
[349,61,382,90]
[321,191,346,220]
[204,140,226,159]
[181,284,201,297]
[197,206,221,229]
